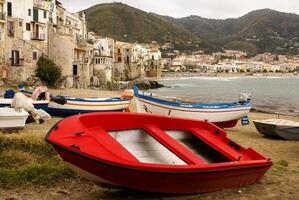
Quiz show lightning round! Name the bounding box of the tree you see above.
[36,56,62,87]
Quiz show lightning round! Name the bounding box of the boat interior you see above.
[108,129,231,165]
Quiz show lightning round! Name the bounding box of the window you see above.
[11,50,20,66]
[33,52,38,60]
[28,9,31,16]
[118,57,122,62]
[26,23,31,31]
[118,49,121,54]
[43,11,47,19]
[33,8,38,22]
[7,21,14,37]
[7,2,12,17]
[73,65,78,76]
[0,28,3,41]
[19,21,22,27]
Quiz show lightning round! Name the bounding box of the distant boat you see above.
[0,108,29,129]
[46,112,272,194]
[21,90,130,116]
[254,119,299,140]
[133,87,252,128]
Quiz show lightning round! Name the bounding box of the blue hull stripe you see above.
[48,108,125,116]
[133,86,252,110]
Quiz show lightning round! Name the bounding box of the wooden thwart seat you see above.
[144,125,206,165]
[190,128,242,161]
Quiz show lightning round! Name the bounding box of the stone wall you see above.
[4,19,47,83]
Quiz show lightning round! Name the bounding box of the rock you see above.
[91,76,100,87]
[128,78,164,90]
[59,76,73,89]
[56,189,70,195]
[25,77,41,86]
[0,80,5,86]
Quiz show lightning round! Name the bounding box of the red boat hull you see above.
[52,146,270,194]
[213,120,238,129]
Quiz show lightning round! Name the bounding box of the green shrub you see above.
[36,56,62,87]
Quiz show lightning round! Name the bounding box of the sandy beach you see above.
[1,89,299,200]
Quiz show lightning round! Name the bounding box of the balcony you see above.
[31,32,46,41]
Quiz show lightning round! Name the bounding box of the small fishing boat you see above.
[22,90,130,116]
[0,98,49,111]
[48,96,130,116]
[133,87,252,128]
[46,112,272,194]
[0,108,29,129]
[254,119,299,140]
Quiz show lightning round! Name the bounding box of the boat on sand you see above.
[21,90,130,116]
[46,112,272,194]
[133,87,252,128]
[254,119,299,140]
[0,108,29,129]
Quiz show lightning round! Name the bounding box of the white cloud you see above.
[60,0,299,19]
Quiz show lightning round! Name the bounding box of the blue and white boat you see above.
[133,87,252,128]
[21,90,131,116]
[48,96,131,116]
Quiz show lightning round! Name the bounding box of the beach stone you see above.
[59,76,73,89]
[128,78,164,90]
[25,77,41,86]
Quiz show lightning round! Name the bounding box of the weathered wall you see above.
[4,19,47,82]
[48,27,75,77]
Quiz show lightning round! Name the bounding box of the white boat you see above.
[133,87,252,128]
[0,108,29,129]
[254,119,299,140]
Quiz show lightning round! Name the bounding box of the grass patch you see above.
[0,134,78,188]
[0,163,76,187]
[0,150,34,169]
[0,135,55,156]
[269,160,289,176]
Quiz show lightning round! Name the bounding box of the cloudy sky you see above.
[60,0,299,19]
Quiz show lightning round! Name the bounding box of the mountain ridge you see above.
[84,4,299,55]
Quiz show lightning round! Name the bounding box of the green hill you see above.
[84,4,299,55]
[162,9,299,55]
[84,3,200,45]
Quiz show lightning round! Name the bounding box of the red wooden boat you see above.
[46,112,272,194]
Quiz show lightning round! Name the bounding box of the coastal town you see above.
[0,0,299,90]
[0,0,162,88]
[0,1,299,200]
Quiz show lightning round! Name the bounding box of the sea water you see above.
[149,76,299,115]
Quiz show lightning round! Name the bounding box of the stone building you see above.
[91,36,114,83]
[48,1,92,88]
[1,0,56,82]
[0,0,7,79]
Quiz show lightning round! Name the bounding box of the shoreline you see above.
[160,72,299,79]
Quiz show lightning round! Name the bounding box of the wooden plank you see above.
[144,125,206,165]
[190,128,243,161]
